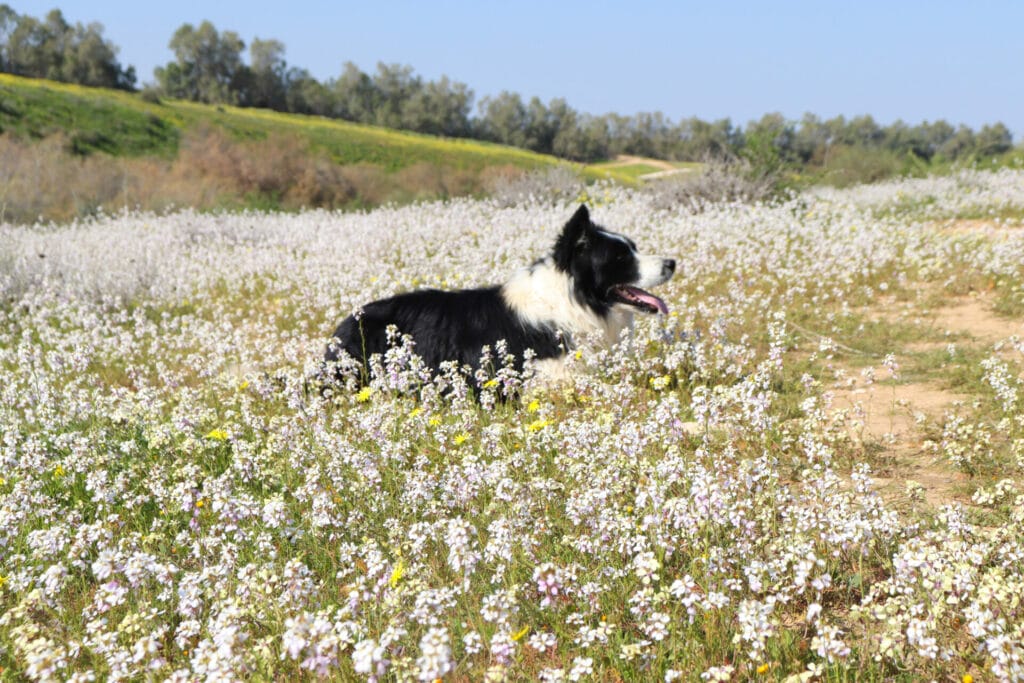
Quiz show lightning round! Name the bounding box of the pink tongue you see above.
[623,286,669,315]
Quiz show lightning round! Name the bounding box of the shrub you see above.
[485,166,585,207]
[642,156,777,211]
[820,145,903,187]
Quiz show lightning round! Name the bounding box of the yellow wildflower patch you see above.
[389,561,406,589]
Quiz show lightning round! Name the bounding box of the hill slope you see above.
[0,73,565,173]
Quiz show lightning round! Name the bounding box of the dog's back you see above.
[324,287,563,382]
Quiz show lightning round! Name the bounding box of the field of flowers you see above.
[2,169,1024,681]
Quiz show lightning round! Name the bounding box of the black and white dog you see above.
[324,205,675,385]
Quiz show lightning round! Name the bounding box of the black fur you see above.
[325,286,564,377]
[323,204,674,385]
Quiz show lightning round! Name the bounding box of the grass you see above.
[0,73,564,174]
[586,159,703,184]
[0,74,179,156]
[588,162,663,180]
[0,73,669,220]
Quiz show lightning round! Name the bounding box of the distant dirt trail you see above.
[932,218,1024,241]
[602,154,679,172]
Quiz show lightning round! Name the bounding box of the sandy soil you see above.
[830,280,1022,508]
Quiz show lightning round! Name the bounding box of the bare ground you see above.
[829,277,1023,508]
[601,155,696,181]
[602,155,679,172]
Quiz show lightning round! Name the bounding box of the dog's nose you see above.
[663,259,676,276]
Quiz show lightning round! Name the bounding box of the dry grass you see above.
[0,128,496,224]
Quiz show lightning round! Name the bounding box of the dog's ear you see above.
[553,204,592,270]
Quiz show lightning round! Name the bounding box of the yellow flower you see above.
[963,675,974,683]
[206,429,229,441]
[195,499,205,509]
[0,574,7,589]
[428,416,442,427]
[453,432,469,446]
[756,663,770,674]
[574,349,583,360]
[511,626,529,641]
[650,374,671,391]
[238,381,249,391]
[527,419,551,432]
[389,561,405,589]
[482,379,499,389]
[52,464,65,479]
[527,399,540,413]
[408,407,423,418]
[356,387,373,403]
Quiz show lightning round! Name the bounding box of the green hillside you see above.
[0,73,567,173]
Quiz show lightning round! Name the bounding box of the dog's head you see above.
[553,205,675,316]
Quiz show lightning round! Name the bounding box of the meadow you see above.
[1,169,1024,681]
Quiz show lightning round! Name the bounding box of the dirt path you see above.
[602,154,679,172]
[829,287,1022,508]
[932,218,1024,241]
[829,376,967,507]
[929,292,1024,344]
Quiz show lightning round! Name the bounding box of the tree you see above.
[881,119,938,160]
[401,75,474,137]
[939,125,977,160]
[284,67,332,115]
[553,113,609,162]
[792,113,831,164]
[155,21,245,103]
[372,62,421,129]
[744,113,798,164]
[243,38,287,109]
[0,4,20,72]
[3,11,52,78]
[477,91,528,148]
[0,6,134,89]
[920,120,955,159]
[975,123,1013,157]
[331,62,379,123]
[675,117,738,160]
[59,21,134,89]
[841,115,884,148]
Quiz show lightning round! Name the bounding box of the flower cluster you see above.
[1,170,1024,679]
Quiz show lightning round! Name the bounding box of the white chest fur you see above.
[500,259,632,347]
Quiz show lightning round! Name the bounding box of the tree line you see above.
[1,8,1015,165]
[0,5,135,90]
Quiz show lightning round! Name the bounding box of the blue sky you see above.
[15,1,1024,138]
